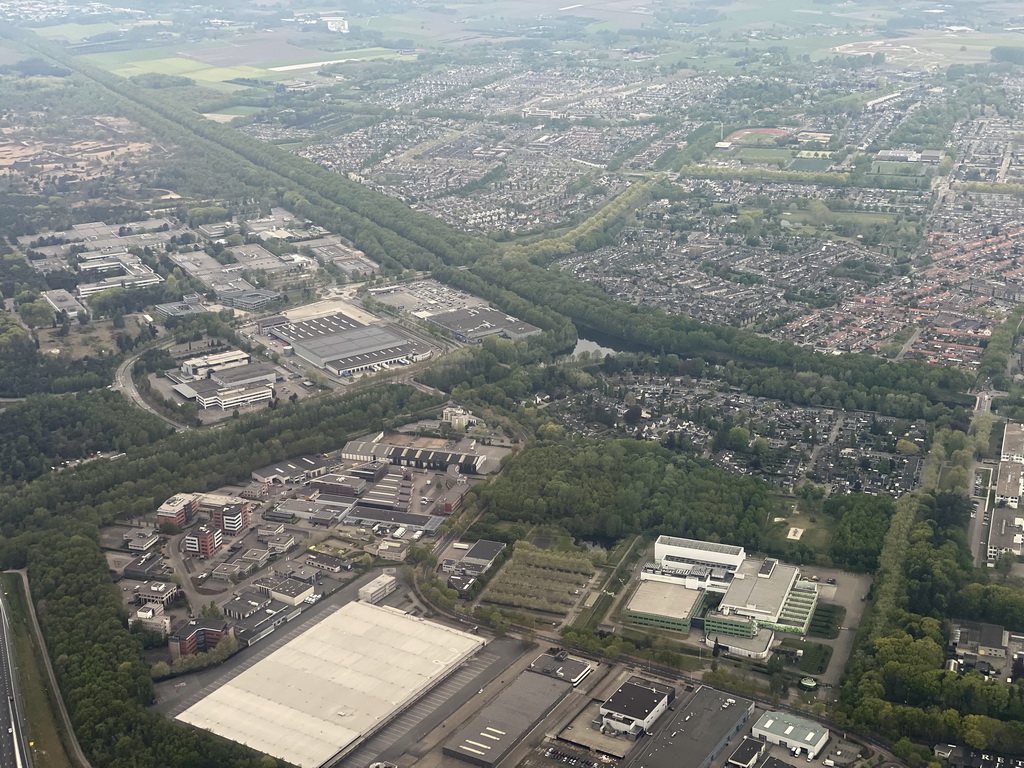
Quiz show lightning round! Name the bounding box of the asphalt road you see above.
[112,347,187,431]
[0,588,31,768]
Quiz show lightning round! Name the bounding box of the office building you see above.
[358,573,397,604]
[169,619,231,661]
[184,525,223,559]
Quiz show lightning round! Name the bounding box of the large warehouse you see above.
[266,311,430,376]
[176,602,485,768]
[444,670,572,767]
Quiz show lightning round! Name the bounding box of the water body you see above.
[570,327,629,357]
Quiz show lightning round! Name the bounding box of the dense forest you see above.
[0,384,441,768]
[839,493,1024,756]
[0,391,169,484]
[825,494,895,571]
[478,439,779,547]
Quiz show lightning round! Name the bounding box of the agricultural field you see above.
[31,20,171,42]
[81,31,399,90]
[482,542,595,616]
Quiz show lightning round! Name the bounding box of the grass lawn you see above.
[764,506,834,555]
[789,157,832,171]
[735,148,793,162]
[574,592,613,631]
[1,573,73,768]
[796,641,832,674]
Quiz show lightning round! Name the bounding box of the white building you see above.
[996,462,1024,508]
[752,712,829,759]
[599,679,672,740]
[1002,423,1024,463]
[359,573,397,604]
[654,535,746,574]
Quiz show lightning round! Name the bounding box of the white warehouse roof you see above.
[176,601,485,768]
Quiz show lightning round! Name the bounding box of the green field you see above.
[789,157,832,171]
[1,573,73,768]
[735,148,794,162]
[0,42,25,66]
[764,508,834,555]
[783,209,896,230]
[32,20,169,42]
[82,41,399,90]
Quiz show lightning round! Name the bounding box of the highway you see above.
[0,588,31,768]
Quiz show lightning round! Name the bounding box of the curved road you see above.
[112,349,187,432]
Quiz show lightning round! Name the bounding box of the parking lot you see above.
[795,567,873,688]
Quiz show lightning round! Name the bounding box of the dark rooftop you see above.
[463,539,506,564]
[444,671,571,767]
[624,687,754,768]
[728,738,765,768]
[602,679,674,721]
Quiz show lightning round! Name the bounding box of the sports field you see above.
[727,127,790,146]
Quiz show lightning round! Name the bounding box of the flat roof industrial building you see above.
[624,687,754,768]
[625,580,705,633]
[443,670,572,767]
[426,305,541,343]
[176,602,485,768]
[266,312,430,375]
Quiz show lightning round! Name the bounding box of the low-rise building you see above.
[124,528,160,551]
[253,575,314,606]
[1002,422,1024,464]
[169,619,231,661]
[625,580,706,634]
[358,573,398,604]
[42,288,86,319]
[460,539,506,575]
[377,539,410,561]
[995,461,1023,508]
[306,552,352,572]
[136,581,179,607]
[529,651,592,686]
[156,493,198,528]
[752,711,829,759]
[950,620,1009,659]
[132,604,171,636]
[599,678,674,740]
[624,687,754,768]
[212,502,251,536]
